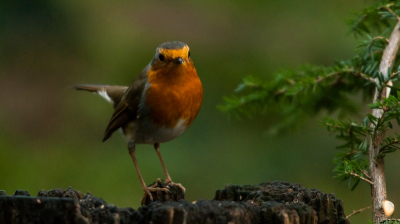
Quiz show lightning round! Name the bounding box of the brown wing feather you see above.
[102,104,131,142]
[102,66,149,142]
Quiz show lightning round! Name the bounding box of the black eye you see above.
[188,51,190,57]
[158,53,165,61]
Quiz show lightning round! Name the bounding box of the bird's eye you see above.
[188,51,190,58]
[158,53,165,61]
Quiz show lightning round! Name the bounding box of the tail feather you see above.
[72,84,106,93]
[72,84,128,106]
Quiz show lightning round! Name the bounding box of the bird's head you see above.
[151,41,192,69]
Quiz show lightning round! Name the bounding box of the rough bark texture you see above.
[0,182,349,224]
[369,18,400,224]
[214,182,349,224]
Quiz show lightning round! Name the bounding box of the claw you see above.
[149,178,164,188]
[141,187,154,205]
[140,185,170,205]
[168,182,186,193]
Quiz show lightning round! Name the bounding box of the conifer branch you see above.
[380,5,400,21]
[345,171,373,185]
[380,139,400,154]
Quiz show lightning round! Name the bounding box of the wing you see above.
[102,67,149,142]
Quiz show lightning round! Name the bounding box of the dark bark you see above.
[0,182,349,224]
[215,182,348,224]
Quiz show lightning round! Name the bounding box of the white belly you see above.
[122,118,188,144]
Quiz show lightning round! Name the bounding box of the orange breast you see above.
[145,62,203,128]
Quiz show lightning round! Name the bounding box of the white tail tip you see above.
[98,89,113,104]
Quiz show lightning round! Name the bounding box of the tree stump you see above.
[0,181,349,224]
[214,182,348,224]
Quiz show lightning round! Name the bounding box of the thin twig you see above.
[274,70,375,97]
[345,171,374,185]
[390,70,400,78]
[362,169,370,179]
[346,206,372,219]
[354,71,377,83]
[371,36,389,44]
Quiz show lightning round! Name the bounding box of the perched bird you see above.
[73,41,203,202]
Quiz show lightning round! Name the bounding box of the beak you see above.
[174,57,184,64]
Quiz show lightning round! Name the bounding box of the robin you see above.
[73,41,203,203]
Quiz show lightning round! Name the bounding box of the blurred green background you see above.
[1,1,399,223]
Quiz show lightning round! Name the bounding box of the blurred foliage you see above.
[221,0,400,221]
[219,63,376,134]
[1,1,400,223]
[323,90,400,190]
[220,0,400,134]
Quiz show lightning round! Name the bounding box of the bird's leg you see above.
[128,141,168,204]
[128,142,151,200]
[154,143,185,193]
[154,143,172,183]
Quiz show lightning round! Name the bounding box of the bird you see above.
[73,41,203,203]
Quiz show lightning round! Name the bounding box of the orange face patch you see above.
[158,45,190,62]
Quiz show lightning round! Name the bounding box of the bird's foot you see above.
[140,183,169,205]
[150,178,165,188]
[165,181,186,194]
[140,178,186,205]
